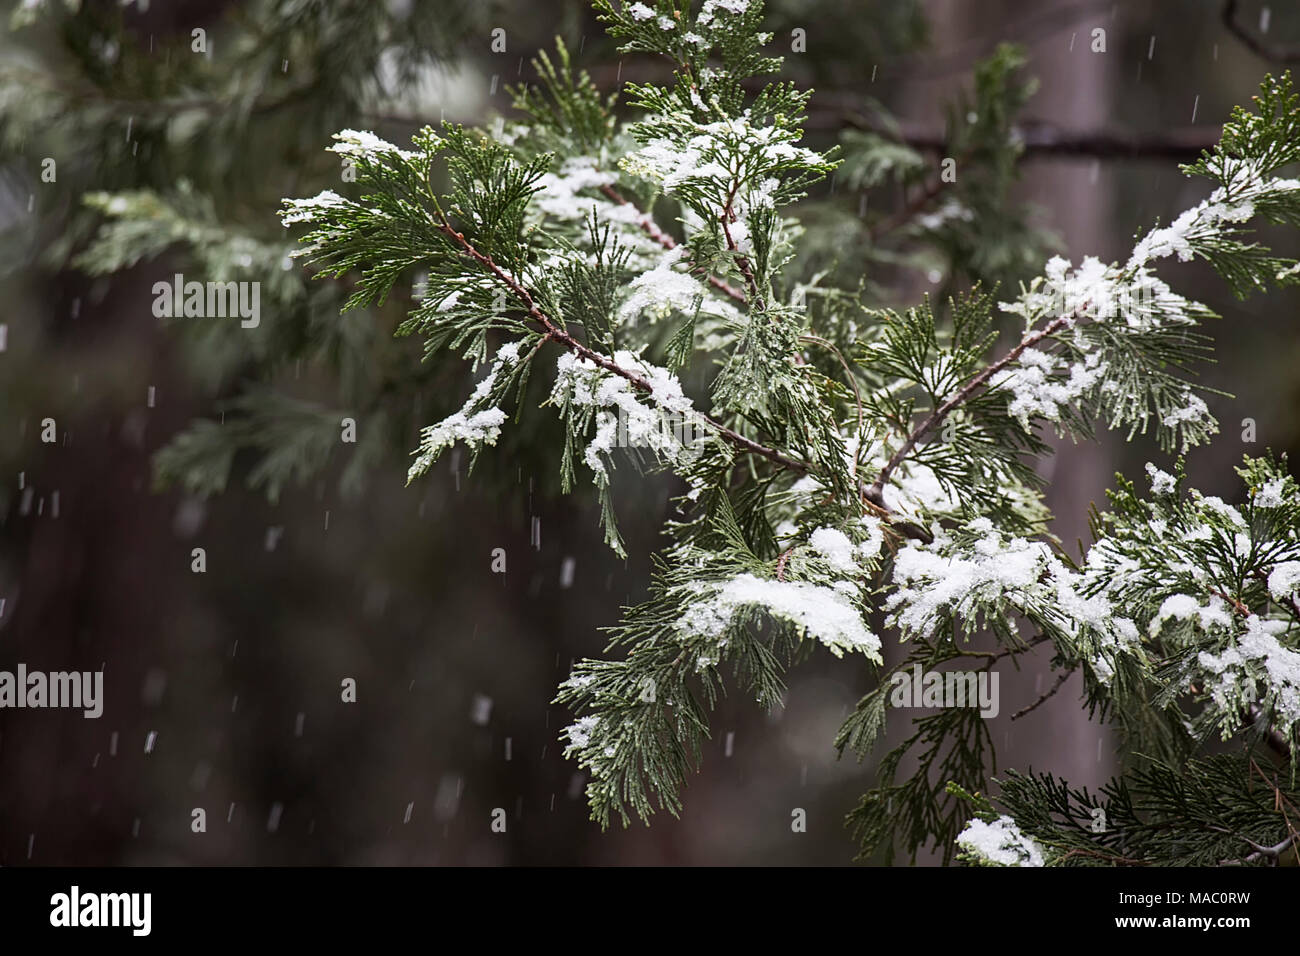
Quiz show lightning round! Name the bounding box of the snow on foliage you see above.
[957,816,1046,867]
[681,573,881,661]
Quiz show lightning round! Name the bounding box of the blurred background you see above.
[1,0,1298,865]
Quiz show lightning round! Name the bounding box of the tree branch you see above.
[431,213,809,474]
[721,179,765,311]
[819,110,1220,162]
[598,184,748,305]
[868,172,948,241]
[865,312,1076,506]
[1011,670,1073,721]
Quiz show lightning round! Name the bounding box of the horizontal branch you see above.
[1240,833,1297,865]
[819,110,1220,162]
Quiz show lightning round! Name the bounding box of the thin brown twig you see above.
[1210,587,1253,618]
[721,179,765,311]
[953,633,1051,666]
[1011,670,1073,721]
[869,173,949,242]
[775,547,795,581]
[1058,846,1148,866]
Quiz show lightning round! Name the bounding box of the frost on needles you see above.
[278,0,1300,865]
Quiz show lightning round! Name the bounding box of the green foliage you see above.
[847,701,993,864]
[270,4,1300,865]
[997,756,1299,866]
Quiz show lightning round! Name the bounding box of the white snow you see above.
[1000,255,1118,325]
[550,348,705,480]
[956,815,1045,867]
[1198,494,1247,528]
[1145,463,1177,495]
[1000,253,1205,337]
[407,342,522,479]
[1151,594,1233,634]
[1128,173,1300,270]
[534,155,617,221]
[809,527,857,573]
[328,128,417,162]
[887,523,1052,636]
[1254,478,1290,509]
[998,348,1105,427]
[698,0,750,25]
[1162,392,1210,429]
[620,117,822,215]
[619,248,707,321]
[679,573,881,661]
[1268,562,1300,602]
[1198,615,1300,728]
[856,515,885,560]
[562,715,600,755]
[280,189,352,225]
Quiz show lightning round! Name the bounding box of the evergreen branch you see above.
[431,209,809,473]
[721,178,765,310]
[253,3,1300,864]
[597,182,748,304]
[865,311,1076,506]
[1230,834,1297,865]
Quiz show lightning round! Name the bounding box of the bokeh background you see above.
[2,0,1298,865]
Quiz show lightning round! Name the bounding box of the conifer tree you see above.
[22,0,1300,864]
